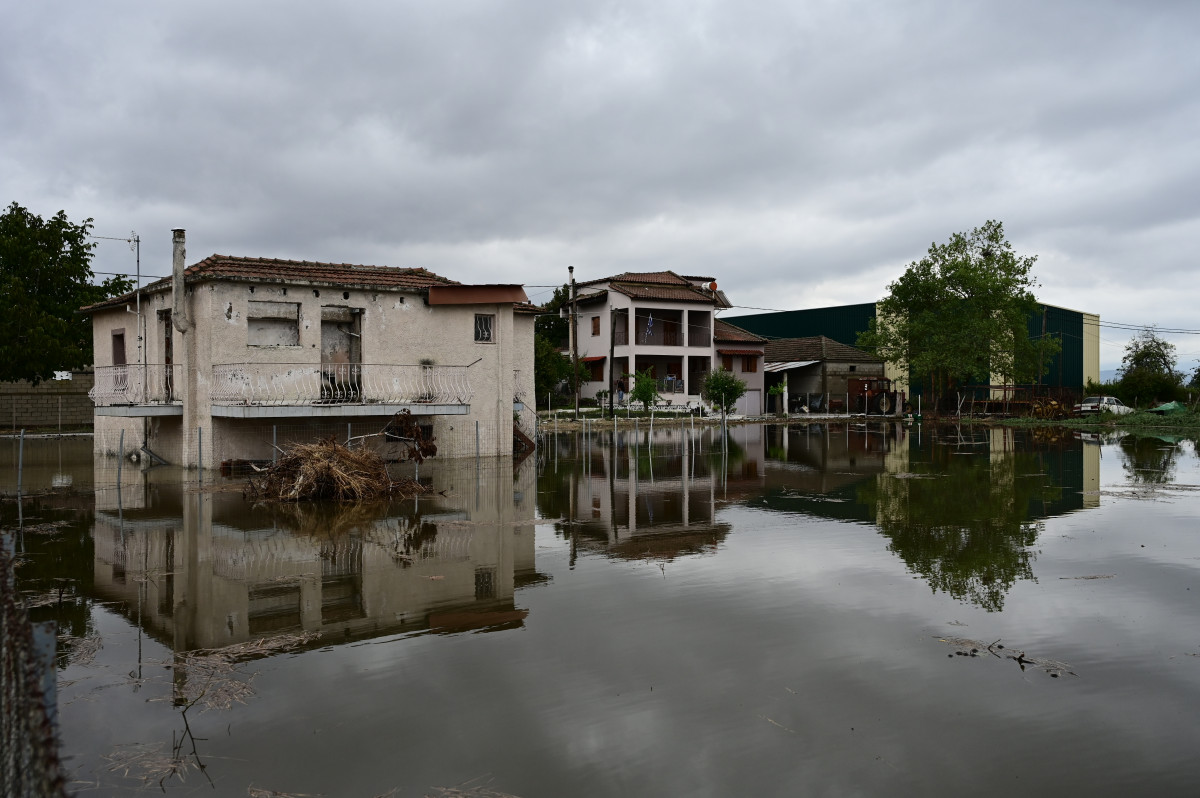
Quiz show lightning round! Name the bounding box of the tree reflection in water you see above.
[1117,434,1181,485]
[861,431,1064,612]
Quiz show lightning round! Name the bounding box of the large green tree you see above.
[857,220,1058,410]
[1117,328,1184,406]
[0,202,133,383]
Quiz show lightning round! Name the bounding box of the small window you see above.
[849,365,857,372]
[589,361,604,382]
[722,355,733,372]
[742,355,757,373]
[474,314,495,343]
[248,301,300,346]
[591,316,600,336]
[475,567,496,600]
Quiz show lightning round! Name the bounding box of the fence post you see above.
[117,428,124,485]
[197,426,202,475]
[475,420,480,463]
[17,428,24,495]
[272,425,278,463]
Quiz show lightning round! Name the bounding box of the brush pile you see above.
[245,437,429,502]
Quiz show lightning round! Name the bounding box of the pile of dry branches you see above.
[245,438,428,502]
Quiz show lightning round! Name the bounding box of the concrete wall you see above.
[92,281,526,465]
[0,372,95,431]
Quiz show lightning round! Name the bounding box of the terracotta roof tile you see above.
[81,255,460,313]
[186,255,458,290]
[609,283,725,305]
[578,270,692,288]
[765,336,881,363]
[714,319,766,343]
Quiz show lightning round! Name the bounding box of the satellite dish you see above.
[709,281,718,291]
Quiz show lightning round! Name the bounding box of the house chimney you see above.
[172,229,191,333]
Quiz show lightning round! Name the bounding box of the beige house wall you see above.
[1082,312,1100,386]
[92,279,529,466]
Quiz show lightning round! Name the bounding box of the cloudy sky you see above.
[3,0,1198,371]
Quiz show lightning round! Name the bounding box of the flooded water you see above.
[4,422,1200,796]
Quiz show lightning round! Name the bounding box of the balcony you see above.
[209,363,473,417]
[90,364,183,416]
[512,369,528,406]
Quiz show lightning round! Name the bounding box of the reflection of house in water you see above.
[88,458,541,653]
[541,425,766,561]
[760,422,906,518]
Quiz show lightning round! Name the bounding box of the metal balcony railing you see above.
[89,364,182,406]
[210,363,473,406]
[513,369,527,404]
[656,377,686,394]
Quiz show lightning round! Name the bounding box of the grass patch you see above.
[998,408,1200,433]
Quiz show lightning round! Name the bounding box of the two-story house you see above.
[568,271,765,415]
[83,230,535,467]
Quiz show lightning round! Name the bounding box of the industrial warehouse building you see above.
[727,302,1099,397]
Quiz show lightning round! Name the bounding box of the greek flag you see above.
[646,313,654,338]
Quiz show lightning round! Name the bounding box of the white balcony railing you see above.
[210,363,473,406]
[90,364,182,406]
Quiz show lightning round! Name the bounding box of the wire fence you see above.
[1,533,70,798]
[87,414,528,473]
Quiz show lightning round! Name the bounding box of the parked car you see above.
[1074,396,1134,416]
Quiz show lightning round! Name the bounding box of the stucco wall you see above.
[92,281,524,465]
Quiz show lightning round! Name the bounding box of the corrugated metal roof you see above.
[764,360,818,372]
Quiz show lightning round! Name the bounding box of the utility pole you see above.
[608,307,616,418]
[570,266,580,420]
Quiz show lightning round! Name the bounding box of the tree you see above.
[0,202,133,383]
[532,284,583,407]
[534,284,570,346]
[629,368,661,408]
[701,369,746,414]
[1117,328,1183,406]
[533,334,572,405]
[857,220,1058,411]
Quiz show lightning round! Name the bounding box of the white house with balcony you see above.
[568,271,765,415]
[82,230,535,467]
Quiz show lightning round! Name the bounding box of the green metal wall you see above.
[725,303,877,346]
[730,302,1087,393]
[1027,304,1085,390]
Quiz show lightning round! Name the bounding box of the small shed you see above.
[765,336,884,412]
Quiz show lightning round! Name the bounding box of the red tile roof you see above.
[187,255,457,290]
[577,270,692,288]
[714,319,766,343]
[764,336,881,363]
[81,255,460,313]
[607,283,721,304]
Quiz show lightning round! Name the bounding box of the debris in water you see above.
[245,437,429,503]
[934,634,1076,677]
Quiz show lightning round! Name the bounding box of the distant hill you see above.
[1099,369,1119,383]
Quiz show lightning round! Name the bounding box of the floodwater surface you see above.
[4,422,1200,796]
